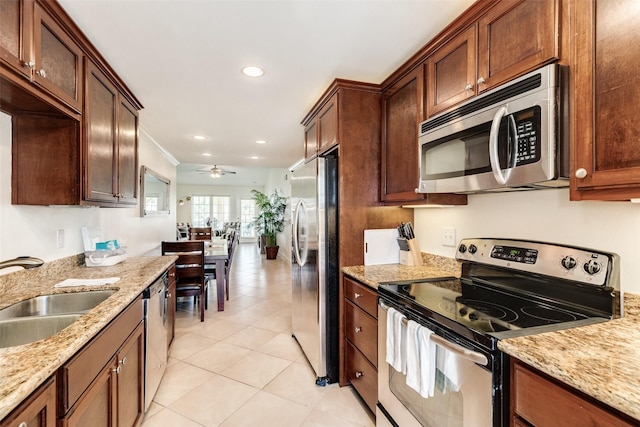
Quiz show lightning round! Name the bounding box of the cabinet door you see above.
[477,0,558,92]
[318,93,338,154]
[0,376,56,427]
[571,0,640,200]
[304,120,318,161]
[33,2,83,112]
[116,322,144,427]
[61,357,117,427]
[117,97,139,204]
[0,0,34,79]
[425,25,477,117]
[85,61,118,203]
[381,68,424,202]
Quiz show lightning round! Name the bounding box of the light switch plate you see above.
[441,227,456,247]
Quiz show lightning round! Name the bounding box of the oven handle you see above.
[379,301,489,366]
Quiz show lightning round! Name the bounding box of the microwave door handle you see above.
[489,106,508,185]
[503,115,519,182]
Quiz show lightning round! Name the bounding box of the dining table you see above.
[205,238,229,311]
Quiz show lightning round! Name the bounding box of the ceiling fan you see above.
[197,165,237,178]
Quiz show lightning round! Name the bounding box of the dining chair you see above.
[204,231,239,301]
[189,227,212,241]
[161,240,207,322]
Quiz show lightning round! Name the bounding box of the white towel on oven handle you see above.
[436,345,462,392]
[418,325,437,398]
[385,307,406,372]
[404,320,422,392]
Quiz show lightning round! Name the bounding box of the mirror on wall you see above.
[140,166,171,217]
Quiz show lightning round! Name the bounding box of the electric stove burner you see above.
[521,305,579,323]
[457,299,518,322]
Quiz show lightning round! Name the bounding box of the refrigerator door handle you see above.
[293,199,307,266]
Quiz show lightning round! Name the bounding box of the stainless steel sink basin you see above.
[0,314,82,348]
[0,290,116,320]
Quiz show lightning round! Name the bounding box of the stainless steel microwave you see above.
[417,64,569,194]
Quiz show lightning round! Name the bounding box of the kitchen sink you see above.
[0,314,82,348]
[0,290,116,320]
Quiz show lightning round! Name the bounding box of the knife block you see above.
[399,239,423,266]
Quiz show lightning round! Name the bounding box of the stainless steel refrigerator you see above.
[291,149,339,385]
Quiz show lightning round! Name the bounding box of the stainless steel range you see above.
[377,238,620,427]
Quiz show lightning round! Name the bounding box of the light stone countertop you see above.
[0,254,176,421]
[343,255,640,422]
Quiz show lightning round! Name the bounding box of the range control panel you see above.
[456,238,618,288]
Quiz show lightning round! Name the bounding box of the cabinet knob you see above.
[119,357,127,366]
[354,292,361,299]
[23,61,35,69]
[35,69,47,78]
[575,168,588,179]
[112,365,121,374]
[465,83,473,91]
[355,326,362,333]
[18,422,28,427]
[355,371,363,378]
[477,77,485,85]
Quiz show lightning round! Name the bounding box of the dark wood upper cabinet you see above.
[425,0,558,119]
[304,92,338,160]
[304,120,317,161]
[33,1,83,113]
[571,0,640,200]
[84,61,139,205]
[0,0,34,80]
[426,25,477,118]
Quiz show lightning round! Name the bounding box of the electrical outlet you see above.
[441,227,456,247]
[56,229,64,248]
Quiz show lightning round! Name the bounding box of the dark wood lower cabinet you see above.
[0,376,56,427]
[345,341,377,413]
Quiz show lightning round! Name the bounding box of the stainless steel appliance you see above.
[418,64,569,194]
[377,238,619,427]
[143,272,169,411]
[291,149,339,385]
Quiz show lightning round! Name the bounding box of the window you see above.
[191,195,230,228]
[240,198,256,238]
[145,194,159,212]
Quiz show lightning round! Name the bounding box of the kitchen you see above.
[2,0,640,426]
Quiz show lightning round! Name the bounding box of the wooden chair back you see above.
[189,227,212,241]
[161,240,207,321]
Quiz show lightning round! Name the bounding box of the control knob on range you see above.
[583,259,601,275]
[561,256,577,270]
[458,244,467,253]
[468,244,478,254]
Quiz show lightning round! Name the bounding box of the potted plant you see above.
[251,189,287,259]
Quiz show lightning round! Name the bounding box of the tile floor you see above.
[141,243,375,427]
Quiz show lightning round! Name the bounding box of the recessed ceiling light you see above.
[250,156,259,160]
[202,153,212,156]
[255,140,267,144]
[192,135,207,140]
[242,66,264,77]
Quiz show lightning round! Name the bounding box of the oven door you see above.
[377,301,496,427]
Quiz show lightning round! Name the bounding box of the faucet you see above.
[0,256,44,270]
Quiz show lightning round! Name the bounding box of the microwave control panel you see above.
[513,106,541,166]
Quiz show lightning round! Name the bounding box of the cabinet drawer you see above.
[345,300,377,367]
[59,296,143,414]
[346,340,377,414]
[512,362,636,427]
[344,277,377,318]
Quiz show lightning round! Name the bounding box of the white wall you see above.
[413,188,640,294]
[0,112,177,274]
[264,168,292,262]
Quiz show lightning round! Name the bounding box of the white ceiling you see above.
[58,0,475,185]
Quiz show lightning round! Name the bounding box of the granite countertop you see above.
[0,254,176,421]
[499,292,640,422]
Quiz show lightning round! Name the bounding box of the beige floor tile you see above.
[223,326,279,350]
[264,362,329,407]
[190,318,248,341]
[258,311,292,333]
[301,408,373,427]
[185,341,251,373]
[153,360,216,406]
[143,401,163,421]
[313,385,375,426]
[169,332,217,360]
[141,407,203,427]
[219,390,311,427]
[257,333,305,361]
[169,375,260,426]
[219,350,291,389]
